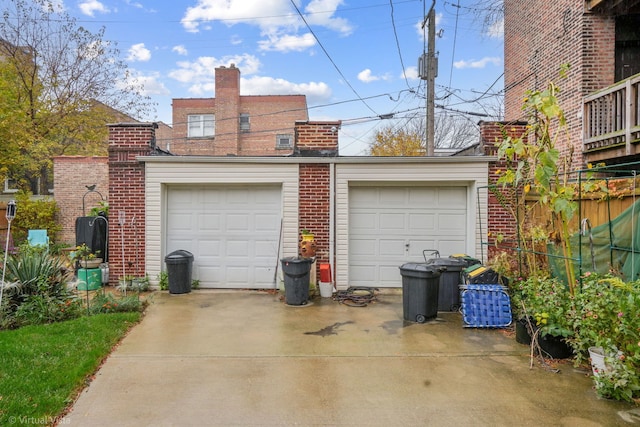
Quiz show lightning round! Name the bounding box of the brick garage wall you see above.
[480,121,528,260]
[108,123,155,284]
[53,156,109,245]
[504,0,615,170]
[295,121,340,152]
[298,164,331,278]
[297,121,339,279]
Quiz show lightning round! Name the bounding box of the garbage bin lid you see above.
[280,256,314,264]
[425,257,467,270]
[399,262,442,277]
[165,249,194,261]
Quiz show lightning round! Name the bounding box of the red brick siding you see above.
[53,156,109,244]
[298,164,331,278]
[480,121,528,258]
[295,121,340,151]
[504,0,616,170]
[107,123,154,284]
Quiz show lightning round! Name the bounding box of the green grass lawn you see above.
[0,312,141,425]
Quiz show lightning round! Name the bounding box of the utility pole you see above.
[426,3,436,156]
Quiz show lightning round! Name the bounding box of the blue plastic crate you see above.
[460,284,512,328]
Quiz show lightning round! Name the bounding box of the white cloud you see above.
[126,43,152,62]
[303,0,353,35]
[258,33,316,52]
[242,76,332,104]
[168,54,262,92]
[124,0,144,8]
[78,0,110,16]
[181,0,351,53]
[402,66,419,80]
[116,70,170,97]
[172,45,188,56]
[357,69,390,83]
[454,56,501,69]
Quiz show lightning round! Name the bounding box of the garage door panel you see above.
[227,214,249,231]
[199,213,221,231]
[255,214,280,231]
[350,212,376,229]
[380,265,402,283]
[351,238,377,256]
[380,191,407,204]
[198,239,220,256]
[379,239,406,256]
[408,213,435,231]
[350,264,376,281]
[167,185,281,289]
[409,188,437,203]
[349,186,467,288]
[167,213,193,231]
[439,188,466,206]
[226,267,249,283]
[437,240,465,255]
[407,239,437,257]
[379,213,405,230]
[438,213,466,233]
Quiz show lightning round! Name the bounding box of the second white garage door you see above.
[166,184,282,289]
[349,186,467,288]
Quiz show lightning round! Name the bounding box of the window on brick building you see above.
[188,114,215,138]
[3,178,18,194]
[616,14,640,81]
[276,134,293,149]
[239,113,250,133]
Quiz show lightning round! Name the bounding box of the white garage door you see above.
[166,185,282,289]
[349,186,467,287]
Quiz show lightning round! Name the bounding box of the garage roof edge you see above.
[137,155,497,164]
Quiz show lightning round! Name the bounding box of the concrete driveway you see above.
[63,290,638,426]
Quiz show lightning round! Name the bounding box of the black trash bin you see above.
[281,256,314,305]
[399,263,442,323]
[425,257,467,311]
[164,250,194,294]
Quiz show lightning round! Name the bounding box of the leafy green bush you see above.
[10,191,61,244]
[89,290,148,314]
[565,273,640,402]
[0,246,76,329]
[12,294,84,327]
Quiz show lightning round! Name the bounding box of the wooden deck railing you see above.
[583,74,640,154]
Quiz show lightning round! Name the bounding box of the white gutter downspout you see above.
[330,161,336,291]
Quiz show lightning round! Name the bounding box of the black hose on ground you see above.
[333,287,378,307]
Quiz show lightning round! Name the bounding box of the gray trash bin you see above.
[165,250,194,294]
[425,257,467,311]
[399,263,442,323]
[281,256,313,305]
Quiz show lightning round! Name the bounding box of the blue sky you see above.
[61,0,504,155]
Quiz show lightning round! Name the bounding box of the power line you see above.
[447,0,461,88]
[289,0,378,115]
[389,0,412,91]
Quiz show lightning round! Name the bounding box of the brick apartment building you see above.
[504,0,640,168]
[167,64,309,156]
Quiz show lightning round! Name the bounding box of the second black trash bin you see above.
[425,257,468,311]
[165,250,194,294]
[399,263,442,323]
[280,256,314,305]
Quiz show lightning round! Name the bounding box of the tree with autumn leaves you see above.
[0,0,153,193]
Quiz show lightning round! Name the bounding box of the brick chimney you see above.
[215,64,241,154]
[294,121,341,156]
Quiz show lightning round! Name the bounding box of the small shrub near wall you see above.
[10,191,61,245]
